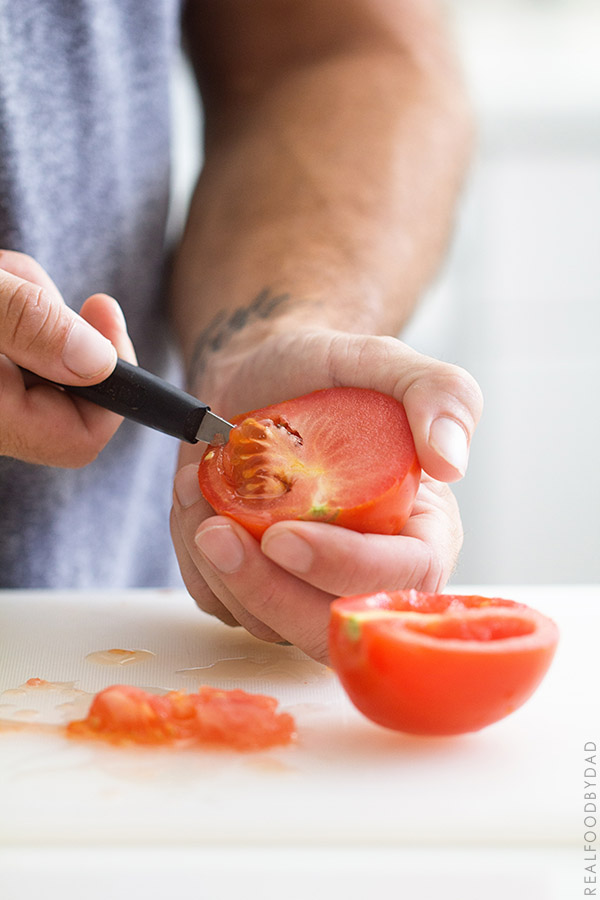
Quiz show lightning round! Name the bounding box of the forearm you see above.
[170,0,473,394]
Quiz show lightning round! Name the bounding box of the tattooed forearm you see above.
[188,288,295,390]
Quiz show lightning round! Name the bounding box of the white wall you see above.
[404,0,600,584]
[171,1,600,586]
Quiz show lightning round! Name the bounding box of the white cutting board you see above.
[0,584,597,850]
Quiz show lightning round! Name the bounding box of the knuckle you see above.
[194,593,240,629]
[4,280,66,354]
[332,546,377,596]
[244,580,282,621]
[444,364,484,415]
[412,495,463,593]
[437,362,483,411]
[404,359,483,429]
[416,549,447,594]
[320,533,394,597]
[242,619,283,644]
[309,634,330,666]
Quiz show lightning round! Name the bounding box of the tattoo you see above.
[188,287,294,388]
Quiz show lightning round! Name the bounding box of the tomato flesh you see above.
[198,387,421,539]
[328,590,559,736]
[66,684,295,750]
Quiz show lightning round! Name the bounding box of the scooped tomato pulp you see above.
[329,590,559,736]
[66,684,295,750]
[198,387,421,539]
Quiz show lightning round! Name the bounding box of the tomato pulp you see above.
[329,590,559,736]
[66,684,295,750]
[198,387,421,539]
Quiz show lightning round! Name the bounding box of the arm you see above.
[170,0,482,662]
[171,0,472,394]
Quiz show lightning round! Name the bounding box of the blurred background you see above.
[406,0,600,586]
[170,0,600,587]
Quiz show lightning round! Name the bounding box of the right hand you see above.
[170,324,483,663]
[0,250,136,467]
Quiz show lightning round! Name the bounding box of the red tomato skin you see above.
[198,387,421,539]
[329,591,559,736]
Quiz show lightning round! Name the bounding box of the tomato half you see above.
[198,387,421,539]
[328,590,559,736]
[66,684,295,750]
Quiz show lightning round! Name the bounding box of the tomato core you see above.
[403,614,537,642]
[223,416,303,499]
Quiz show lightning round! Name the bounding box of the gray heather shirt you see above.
[0,0,187,587]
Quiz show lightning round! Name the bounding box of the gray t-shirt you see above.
[0,1,187,587]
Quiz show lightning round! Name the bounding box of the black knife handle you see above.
[57,359,209,444]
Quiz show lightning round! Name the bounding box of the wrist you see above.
[185,279,369,403]
[188,302,333,417]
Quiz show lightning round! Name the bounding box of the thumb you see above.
[301,331,483,484]
[0,251,116,384]
[401,362,483,483]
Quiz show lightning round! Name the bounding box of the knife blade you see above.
[24,358,233,446]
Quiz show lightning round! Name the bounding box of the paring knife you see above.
[28,358,233,446]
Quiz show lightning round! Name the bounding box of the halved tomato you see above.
[66,684,295,750]
[198,387,421,539]
[328,590,559,736]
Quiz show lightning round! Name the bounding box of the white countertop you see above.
[0,584,597,899]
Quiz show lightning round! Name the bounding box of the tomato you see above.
[66,684,295,750]
[198,387,421,539]
[328,590,559,736]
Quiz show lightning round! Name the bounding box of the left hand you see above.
[170,327,483,664]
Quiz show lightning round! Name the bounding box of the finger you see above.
[401,364,483,483]
[194,517,333,663]
[173,464,333,662]
[0,251,116,384]
[172,464,284,641]
[0,289,136,466]
[169,506,241,629]
[0,360,111,465]
[0,248,63,295]
[0,252,134,370]
[230,329,483,482]
[319,332,483,483]
[187,519,288,644]
[79,294,137,364]
[54,293,138,450]
[261,477,463,596]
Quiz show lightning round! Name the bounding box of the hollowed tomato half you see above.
[198,387,421,539]
[329,590,559,736]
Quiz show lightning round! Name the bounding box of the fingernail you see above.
[195,524,244,574]
[262,529,314,573]
[174,464,203,509]
[429,417,469,476]
[62,319,116,378]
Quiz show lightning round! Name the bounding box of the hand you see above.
[0,250,136,467]
[170,327,483,664]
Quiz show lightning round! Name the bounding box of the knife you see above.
[24,358,233,446]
